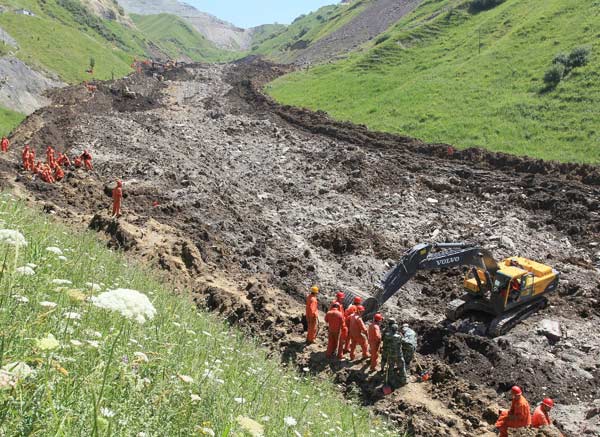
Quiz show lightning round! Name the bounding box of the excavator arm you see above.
[354,242,500,319]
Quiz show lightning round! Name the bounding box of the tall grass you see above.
[0,107,25,138]
[0,195,394,436]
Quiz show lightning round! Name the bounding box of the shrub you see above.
[470,0,505,12]
[552,52,570,68]
[568,46,591,68]
[544,64,565,88]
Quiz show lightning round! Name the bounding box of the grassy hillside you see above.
[0,107,25,137]
[0,196,395,436]
[250,0,370,62]
[131,13,241,62]
[268,0,600,164]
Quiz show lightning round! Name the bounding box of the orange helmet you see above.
[336,292,345,300]
[542,398,554,408]
[511,386,522,396]
[353,296,362,304]
[116,180,123,187]
[374,313,383,322]
[356,305,365,313]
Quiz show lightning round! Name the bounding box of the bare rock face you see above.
[0,57,65,114]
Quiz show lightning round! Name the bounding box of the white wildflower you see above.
[197,427,215,437]
[302,367,309,372]
[320,412,329,419]
[91,289,156,323]
[177,374,194,384]
[26,263,37,269]
[172,322,181,328]
[0,370,16,390]
[137,433,147,437]
[293,431,302,437]
[236,416,264,437]
[1,362,34,380]
[86,340,100,348]
[234,397,245,404]
[0,229,27,246]
[52,279,72,285]
[201,331,212,337]
[100,407,115,418]
[15,266,35,276]
[70,339,83,347]
[284,416,297,427]
[36,333,60,351]
[133,352,148,363]
[215,378,224,384]
[190,394,201,402]
[64,312,82,320]
[261,416,270,422]
[45,246,63,255]
[85,282,102,291]
[91,331,102,338]
[58,256,67,261]
[39,301,58,309]
[13,295,29,303]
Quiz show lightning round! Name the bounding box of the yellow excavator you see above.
[344,243,560,336]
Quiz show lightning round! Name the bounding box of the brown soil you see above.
[2,58,599,436]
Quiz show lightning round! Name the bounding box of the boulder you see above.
[499,235,516,251]
[537,319,561,342]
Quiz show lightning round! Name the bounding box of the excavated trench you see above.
[2,59,600,436]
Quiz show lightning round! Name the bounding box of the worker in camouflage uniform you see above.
[381,319,407,388]
[401,323,417,369]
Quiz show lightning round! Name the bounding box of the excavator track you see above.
[487,297,548,337]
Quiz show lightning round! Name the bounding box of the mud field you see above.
[2,59,600,436]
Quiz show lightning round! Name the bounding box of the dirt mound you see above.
[2,60,599,436]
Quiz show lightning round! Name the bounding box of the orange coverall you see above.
[27,151,36,171]
[46,147,55,167]
[112,182,123,216]
[531,405,551,428]
[81,151,93,170]
[342,304,357,352]
[324,308,343,358]
[348,313,369,360]
[368,321,382,371]
[54,165,65,181]
[305,293,318,343]
[496,395,531,437]
[1,137,9,152]
[328,299,345,358]
[22,147,30,169]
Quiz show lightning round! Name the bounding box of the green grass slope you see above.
[268,0,600,164]
[0,196,395,436]
[251,0,370,62]
[131,13,240,62]
[0,107,26,137]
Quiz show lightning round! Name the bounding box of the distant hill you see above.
[118,0,253,50]
[268,0,600,163]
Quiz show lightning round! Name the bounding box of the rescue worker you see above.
[27,149,36,171]
[330,291,345,311]
[342,296,362,353]
[324,302,344,359]
[348,305,369,360]
[1,136,8,153]
[532,398,554,428]
[54,164,65,182]
[495,386,531,437]
[401,323,418,369]
[46,146,56,168]
[381,321,406,388]
[305,286,319,344]
[112,180,123,217]
[367,313,383,372]
[57,153,71,168]
[22,146,30,170]
[73,156,82,168]
[329,291,346,358]
[81,150,93,171]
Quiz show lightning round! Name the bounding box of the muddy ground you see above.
[2,59,600,436]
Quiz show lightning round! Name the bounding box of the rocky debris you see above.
[537,319,562,342]
[3,60,600,435]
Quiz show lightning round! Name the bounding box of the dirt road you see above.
[3,59,599,436]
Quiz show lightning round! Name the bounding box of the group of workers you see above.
[496,386,558,435]
[306,287,417,388]
[20,144,93,183]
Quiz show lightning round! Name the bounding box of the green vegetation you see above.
[0,107,26,137]
[131,14,241,62]
[268,0,600,164]
[0,196,393,436]
[250,1,370,62]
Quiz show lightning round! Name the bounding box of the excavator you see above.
[344,242,560,337]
